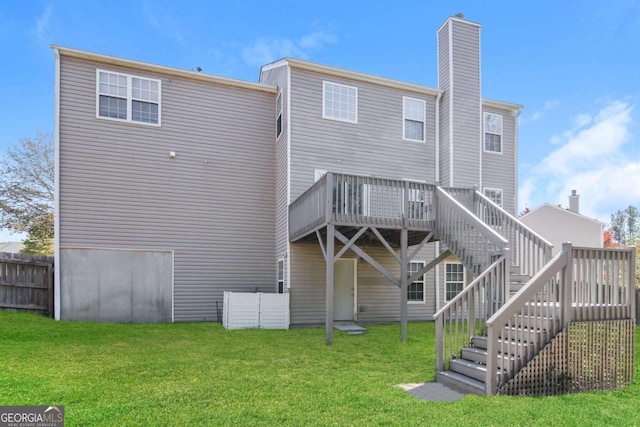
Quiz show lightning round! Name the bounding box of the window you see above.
[276,91,283,137]
[277,259,284,293]
[403,97,426,142]
[97,70,161,125]
[484,188,503,207]
[445,263,465,301]
[483,188,503,226]
[408,262,425,303]
[483,112,502,153]
[323,81,357,123]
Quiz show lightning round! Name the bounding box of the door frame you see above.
[334,258,358,321]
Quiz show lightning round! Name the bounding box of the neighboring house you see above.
[0,242,24,254]
[520,191,605,255]
[53,14,635,396]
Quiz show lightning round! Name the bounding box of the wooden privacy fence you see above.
[0,252,54,317]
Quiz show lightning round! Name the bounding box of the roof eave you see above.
[51,45,277,94]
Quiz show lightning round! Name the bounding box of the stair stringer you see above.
[497,328,568,396]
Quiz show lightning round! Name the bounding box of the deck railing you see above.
[435,187,508,276]
[434,254,510,371]
[472,191,553,277]
[485,243,636,394]
[289,172,436,241]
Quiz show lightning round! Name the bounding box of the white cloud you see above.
[521,98,559,125]
[241,29,337,67]
[519,100,637,223]
[31,4,52,40]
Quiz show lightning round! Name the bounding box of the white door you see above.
[334,259,356,321]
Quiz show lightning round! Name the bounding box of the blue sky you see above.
[1,0,639,242]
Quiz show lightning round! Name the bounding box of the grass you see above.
[1,313,639,426]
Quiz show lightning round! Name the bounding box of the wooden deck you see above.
[289,172,438,246]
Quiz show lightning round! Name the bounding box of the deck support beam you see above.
[400,229,408,343]
[335,229,400,287]
[408,249,452,284]
[325,224,335,345]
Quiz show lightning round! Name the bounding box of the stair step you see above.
[461,347,517,366]
[450,358,488,382]
[472,335,532,356]
[461,347,487,363]
[512,315,559,329]
[436,370,485,395]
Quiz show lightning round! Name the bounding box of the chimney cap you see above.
[454,13,465,18]
[571,190,577,196]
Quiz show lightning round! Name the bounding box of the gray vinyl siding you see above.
[260,64,290,290]
[58,56,276,322]
[437,21,451,186]
[450,20,481,187]
[290,242,438,325]
[482,106,516,215]
[438,19,481,188]
[288,68,437,201]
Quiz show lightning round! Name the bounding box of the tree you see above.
[0,132,54,247]
[610,206,639,246]
[607,205,640,286]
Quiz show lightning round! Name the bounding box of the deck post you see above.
[628,246,636,322]
[561,242,573,328]
[326,224,335,345]
[400,228,408,343]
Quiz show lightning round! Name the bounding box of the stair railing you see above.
[435,187,509,276]
[485,246,569,395]
[434,253,509,372]
[472,190,554,277]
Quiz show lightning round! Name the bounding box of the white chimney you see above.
[569,190,579,214]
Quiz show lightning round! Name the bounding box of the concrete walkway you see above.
[397,382,465,402]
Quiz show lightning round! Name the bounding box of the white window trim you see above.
[277,258,285,293]
[408,261,426,304]
[96,69,162,127]
[276,90,283,138]
[445,262,465,302]
[322,81,358,124]
[402,96,426,143]
[483,187,503,208]
[483,112,502,154]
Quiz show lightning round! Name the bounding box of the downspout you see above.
[53,48,61,320]
[434,90,442,311]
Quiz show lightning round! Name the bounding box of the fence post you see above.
[561,242,573,328]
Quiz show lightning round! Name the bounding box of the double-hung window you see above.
[277,259,285,293]
[445,263,465,301]
[408,262,425,303]
[403,97,426,142]
[97,70,161,125]
[483,112,502,153]
[484,188,503,207]
[483,187,503,226]
[323,81,357,123]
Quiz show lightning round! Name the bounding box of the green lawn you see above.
[1,313,639,426]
